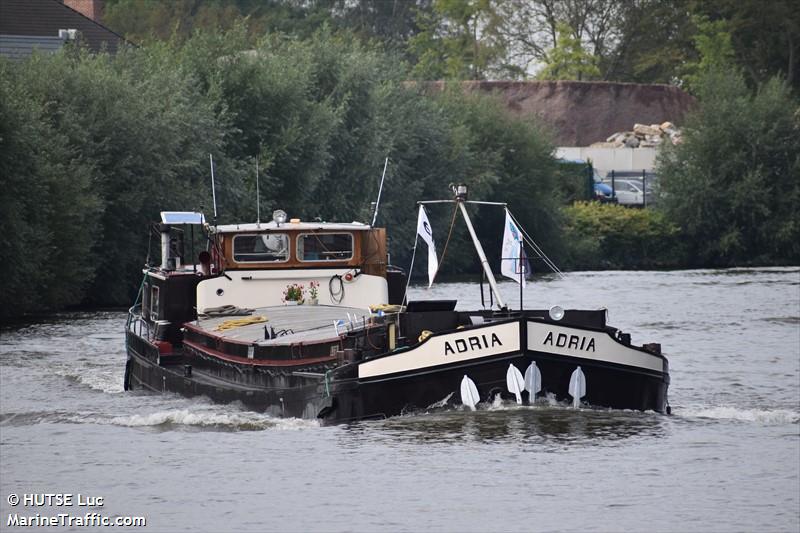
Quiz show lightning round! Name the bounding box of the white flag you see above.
[416,205,438,287]
[501,210,528,287]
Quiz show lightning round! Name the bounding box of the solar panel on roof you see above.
[160,212,205,224]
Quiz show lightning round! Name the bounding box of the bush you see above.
[561,202,686,270]
[0,29,559,315]
[657,68,800,266]
[1,44,226,311]
[411,87,558,276]
[0,61,101,316]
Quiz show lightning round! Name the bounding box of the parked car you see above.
[603,171,659,206]
[606,170,657,182]
[590,169,617,203]
[601,178,657,206]
[593,181,616,202]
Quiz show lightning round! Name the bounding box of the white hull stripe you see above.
[358,322,520,379]
[526,321,664,373]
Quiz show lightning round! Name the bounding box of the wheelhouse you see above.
[214,221,380,273]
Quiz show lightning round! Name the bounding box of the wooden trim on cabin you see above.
[220,230,365,270]
[362,228,387,277]
[217,227,388,278]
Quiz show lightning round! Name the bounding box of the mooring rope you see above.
[214,316,268,331]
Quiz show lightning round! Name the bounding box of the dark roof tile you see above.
[0,0,126,53]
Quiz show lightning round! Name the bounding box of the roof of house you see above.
[0,0,126,55]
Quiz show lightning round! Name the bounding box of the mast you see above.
[455,193,505,310]
[418,185,507,310]
[371,157,389,227]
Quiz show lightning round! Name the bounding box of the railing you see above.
[126,304,152,340]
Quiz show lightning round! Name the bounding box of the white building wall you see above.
[556,147,658,175]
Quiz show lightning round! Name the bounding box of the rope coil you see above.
[215,316,268,331]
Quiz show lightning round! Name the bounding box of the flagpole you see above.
[519,243,524,311]
[402,234,419,307]
[458,201,505,310]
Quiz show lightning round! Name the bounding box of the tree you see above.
[0,23,580,316]
[103,0,331,44]
[600,1,696,84]
[682,15,736,94]
[332,0,433,51]
[409,0,508,79]
[657,67,800,265]
[692,0,800,91]
[497,0,628,79]
[537,22,600,80]
[0,59,102,316]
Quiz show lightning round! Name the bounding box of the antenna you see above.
[255,156,261,225]
[209,154,218,220]
[371,157,389,227]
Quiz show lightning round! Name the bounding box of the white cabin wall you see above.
[196,269,388,312]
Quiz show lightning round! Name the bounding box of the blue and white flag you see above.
[416,205,438,287]
[501,210,529,286]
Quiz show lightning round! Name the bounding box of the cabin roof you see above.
[211,221,372,234]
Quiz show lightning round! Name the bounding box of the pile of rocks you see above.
[590,122,682,148]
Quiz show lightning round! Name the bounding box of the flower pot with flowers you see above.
[307,281,320,305]
[283,283,304,305]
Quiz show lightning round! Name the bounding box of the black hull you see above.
[125,332,332,419]
[329,352,668,423]
[125,315,669,425]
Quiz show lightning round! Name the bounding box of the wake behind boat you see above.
[124,184,669,424]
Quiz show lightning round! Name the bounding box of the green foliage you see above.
[103,0,327,45]
[1,42,226,312]
[538,22,600,81]
[682,15,736,94]
[409,0,506,80]
[691,0,800,91]
[657,67,800,266]
[0,61,102,316]
[553,161,593,204]
[414,87,558,275]
[1,27,560,315]
[331,0,433,53]
[5,5,795,318]
[561,202,685,270]
[102,0,800,90]
[103,0,799,90]
[593,1,695,85]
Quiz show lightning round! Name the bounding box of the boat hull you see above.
[125,331,333,419]
[328,351,668,423]
[125,317,669,425]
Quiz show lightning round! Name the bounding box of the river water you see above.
[1,268,798,532]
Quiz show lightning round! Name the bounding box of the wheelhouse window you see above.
[150,285,160,321]
[141,281,150,319]
[297,233,354,262]
[233,234,289,263]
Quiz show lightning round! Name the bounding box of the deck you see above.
[193,304,372,346]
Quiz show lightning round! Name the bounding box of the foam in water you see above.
[54,367,125,394]
[484,392,563,411]
[679,405,800,425]
[489,393,505,409]
[107,408,319,431]
[426,392,455,410]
